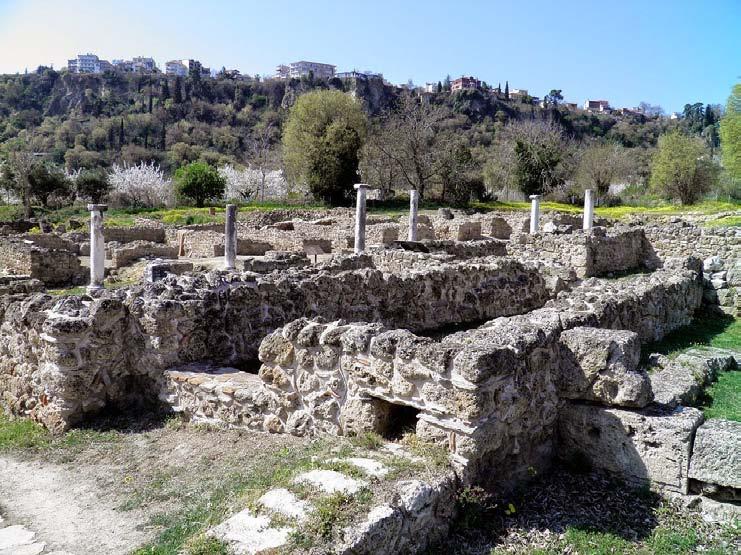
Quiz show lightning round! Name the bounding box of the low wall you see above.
[0,239,83,286]
[110,241,179,268]
[104,226,165,244]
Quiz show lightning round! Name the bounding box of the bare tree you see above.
[244,121,280,202]
[574,142,631,197]
[361,93,450,199]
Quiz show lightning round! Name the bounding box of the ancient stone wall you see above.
[0,255,550,431]
[643,223,740,315]
[104,226,165,244]
[508,227,652,278]
[110,241,179,268]
[0,239,83,286]
[165,261,698,487]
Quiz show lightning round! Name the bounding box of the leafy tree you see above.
[650,131,718,204]
[283,90,367,205]
[720,84,741,179]
[74,168,110,203]
[174,161,225,206]
[1,136,39,217]
[544,89,563,108]
[27,163,71,207]
[443,75,451,92]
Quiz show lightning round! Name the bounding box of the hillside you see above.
[0,69,672,176]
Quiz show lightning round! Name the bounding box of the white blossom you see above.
[107,162,174,208]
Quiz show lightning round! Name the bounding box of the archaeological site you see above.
[0,189,739,554]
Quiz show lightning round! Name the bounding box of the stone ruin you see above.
[0,192,739,552]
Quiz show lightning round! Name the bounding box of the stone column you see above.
[529,195,541,234]
[583,189,595,231]
[408,189,419,241]
[87,204,107,292]
[224,204,238,270]
[354,183,369,254]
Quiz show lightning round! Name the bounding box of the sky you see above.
[0,0,739,113]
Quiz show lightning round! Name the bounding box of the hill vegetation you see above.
[0,68,737,211]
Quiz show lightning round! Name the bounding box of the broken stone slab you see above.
[208,508,291,555]
[558,327,651,407]
[258,488,312,521]
[328,457,389,477]
[0,525,36,551]
[0,543,46,555]
[293,469,366,495]
[650,348,738,407]
[558,403,704,493]
[144,259,194,282]
[689,419,740,493]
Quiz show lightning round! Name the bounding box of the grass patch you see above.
[182,535,230,555]
[0,413,120,453]
[705,215,741,227]
[642,312,741,359]
[471,199,740,219]
[700,371,741,421]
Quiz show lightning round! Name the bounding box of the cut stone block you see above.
[293,469,366,495]
[258,488,312,521]
[558,403,704,493]
[557,327,651,407]
[689,419,741,490]
[651,348,738,407]
[208,508,291,555]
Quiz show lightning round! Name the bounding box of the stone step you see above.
[207,509,292,555]
[0,525,37,552]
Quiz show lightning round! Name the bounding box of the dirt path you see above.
[0,457,151,555]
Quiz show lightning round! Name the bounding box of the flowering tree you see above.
[108,161,174,208]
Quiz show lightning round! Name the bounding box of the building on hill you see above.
[509,88,529,100]
[166,59,210,78]
[424,82,439,93]
[336,70,383,81]
[275,61,336,80]
[584,99,611,112]
[112,57,158,73]
[67,53,112,74]
[451,76,480,92]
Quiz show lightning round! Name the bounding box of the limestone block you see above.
[557,327,651,407]
[558,403,704,493]
[455,221,482,241]
[650,349,736,407]
[688,419,740,490]
[489,217,512,240]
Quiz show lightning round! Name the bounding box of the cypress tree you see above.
[504,81,509,100]
[173,76,183,104]
[161,79,170,101]
[119,118,125,148]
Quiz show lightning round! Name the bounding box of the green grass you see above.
[705,215,741,227]
[643,313,741,358]
[0,413,120,452]
[701,371,741,421]
[642,313,740,421]
[472,199,740,219]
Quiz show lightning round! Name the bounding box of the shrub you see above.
[174,162,225,207]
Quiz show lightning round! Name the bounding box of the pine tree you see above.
[505,81,509,100]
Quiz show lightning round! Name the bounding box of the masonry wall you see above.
[0,239,83,286]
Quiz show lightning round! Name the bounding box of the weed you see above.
[348,431,383,450]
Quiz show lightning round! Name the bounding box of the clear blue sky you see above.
[1,0,739,113]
